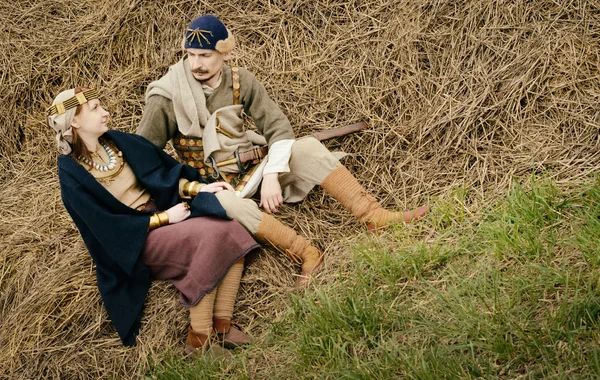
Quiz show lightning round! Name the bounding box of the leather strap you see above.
[237,145,268,164]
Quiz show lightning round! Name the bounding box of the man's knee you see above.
[291,137,329,158]
[289,138,340,178]
[214,190,260,217]
[214,190,262,233]
[215,190,240,210]
[290,138,333,168]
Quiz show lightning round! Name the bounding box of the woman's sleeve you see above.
[60,180,150,276]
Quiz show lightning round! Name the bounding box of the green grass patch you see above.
[147,176,600,379]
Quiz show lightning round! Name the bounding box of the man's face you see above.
[186,48,231,84]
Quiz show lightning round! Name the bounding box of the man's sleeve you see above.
[136,96,179,149]
[263,139,294,175]
[240,69,296,147]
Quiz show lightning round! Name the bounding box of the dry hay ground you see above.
[1,0,599,378]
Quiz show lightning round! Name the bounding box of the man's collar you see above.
[201,69,223,94]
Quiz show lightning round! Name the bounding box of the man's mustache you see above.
[192,68,209,74]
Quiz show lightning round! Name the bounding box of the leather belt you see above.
[237,146,268,164]
[208,146,268,172]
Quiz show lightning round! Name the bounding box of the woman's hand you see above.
[199,182,234,193]
[165,202,191,224]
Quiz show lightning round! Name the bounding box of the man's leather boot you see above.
[213,318,253,349]
[185,326,231,359]
[321,166,430,229]
[254,213,324,286]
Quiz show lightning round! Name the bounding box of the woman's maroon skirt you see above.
[140,215,259,306]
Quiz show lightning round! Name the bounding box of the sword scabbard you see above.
[220,122,369,167]
[306,121,369,141]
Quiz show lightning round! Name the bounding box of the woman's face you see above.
[72,99,109,138]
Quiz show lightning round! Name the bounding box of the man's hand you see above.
[199,182,234,194]
[260,173,283,214]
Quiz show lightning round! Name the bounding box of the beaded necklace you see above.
[82,142,118,171]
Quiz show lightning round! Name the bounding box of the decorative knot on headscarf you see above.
[46,88,99,155]
[184,14,235,53]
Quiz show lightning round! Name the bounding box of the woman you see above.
[47,87,260,358]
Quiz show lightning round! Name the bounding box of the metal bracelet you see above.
[157,212,169,226]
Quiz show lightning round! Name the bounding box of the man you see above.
[137,14,429,286]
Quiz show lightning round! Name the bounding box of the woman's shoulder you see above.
[57,156,86,197]
[57,154,77,173]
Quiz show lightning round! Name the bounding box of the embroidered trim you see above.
[185,28,214,47]
[231,66,240,105]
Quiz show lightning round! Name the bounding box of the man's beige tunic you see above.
[137,61,341,233]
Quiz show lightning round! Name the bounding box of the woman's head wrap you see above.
[46,88,98,155]
[183,14,235,53]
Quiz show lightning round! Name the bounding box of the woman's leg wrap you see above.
[213,258,245,320]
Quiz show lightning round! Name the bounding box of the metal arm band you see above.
[190,181,202,196]
[157,211,169,226]
[149,211,170,231]
[182,181,202,197]
[149,214,161,231]
[182,181,192,197]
